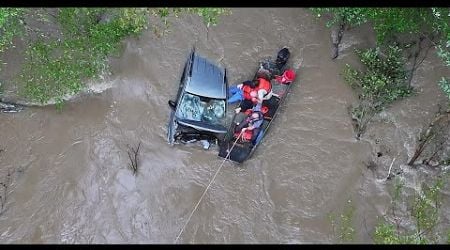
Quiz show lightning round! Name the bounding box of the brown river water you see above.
[1,8,449,243]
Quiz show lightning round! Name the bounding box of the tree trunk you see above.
[407,109,450,166]
[331,17,345,60]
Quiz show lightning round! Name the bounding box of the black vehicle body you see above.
[218,47,294,163]
[167,48,229,146]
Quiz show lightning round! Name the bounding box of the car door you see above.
[167,50,194,144]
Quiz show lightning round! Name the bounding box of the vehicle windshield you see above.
[176,92,226,126]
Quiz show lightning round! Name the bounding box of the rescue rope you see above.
[174,130,244,243]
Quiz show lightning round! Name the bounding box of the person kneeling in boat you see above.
[234,103,264,145]
[235,77,277,113]
[227,80,257,104]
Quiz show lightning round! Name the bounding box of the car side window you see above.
[176,61,189,100]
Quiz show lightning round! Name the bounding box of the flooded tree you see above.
[314,8,450,244]
[312,8,450,106]
[127,142,141,176]
[374,177,449,244]
[344,46,413,139]
[313,8,450,142]
[407,108,450,166]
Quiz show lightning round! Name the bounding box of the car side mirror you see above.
[168,100,177,110]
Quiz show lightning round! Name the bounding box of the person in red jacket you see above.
[254,77,273,103]
[227,80,257,104]
[234,103,264,145]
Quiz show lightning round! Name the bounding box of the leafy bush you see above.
[345,46,412,108]
[0,8,23,53]
[312,8,450,106]
[344,45,413,137]
[438,77,450,105]
[20,8,141,105]
[329,200,356,243]
[1,8,230,107]
[374,177,447,244]
[311,8,369,28]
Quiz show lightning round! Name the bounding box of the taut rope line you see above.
[174,130,244,243]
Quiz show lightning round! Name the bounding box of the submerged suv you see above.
[167,48,228,147]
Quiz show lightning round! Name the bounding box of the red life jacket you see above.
[234,111,264,141]
[234,130,253,141]
[242,130,253,141]
[255,78,272,97]
[242,85,254,100]
[242,85,258,104]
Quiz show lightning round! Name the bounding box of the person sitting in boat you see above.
[254,77,281,104]
[257,47,290,79]
[274,69,296,85]
[235,77,274,114]
[274,47,290,74]
[234,103,264,145]
[255,77,272,102]
[235,88,261,112]
[227,80,257,104]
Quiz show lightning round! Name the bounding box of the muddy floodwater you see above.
[1,8,449,243]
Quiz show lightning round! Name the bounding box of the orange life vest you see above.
[234,130,253,141]
[242,85,254,100]
[255,78,272,97]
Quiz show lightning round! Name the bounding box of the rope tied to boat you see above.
[174,130,244,243]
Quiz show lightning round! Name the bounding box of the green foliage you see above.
[188,8,231,27]
[311,8,368,28]
[20,8,139,105]
[148,8,231,28]
[311,7,427,42]
[117,8,149,34]
[431,8,450,67]
[438,78,450,105]
[1,8,229,107]
[373,223,398,244]
[366,8,429,44]
[413,178,443,239]
[437,45,450,67]
[343,45,412,138]
[393,178,405,202]
[373,177,447,244]
[0,8,23,53]
[373,223,426,244]
[345,45,412,114]
[329,200,356,243]
[313,8,450,102]
[311,8,445,44]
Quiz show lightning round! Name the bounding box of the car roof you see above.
[185,53,226,99]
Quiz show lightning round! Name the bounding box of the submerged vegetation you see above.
[127,142,141,176]
[314,8,450,244]
[0,8,230,106]
[373,177,448,244]
[0,8,23,53]
[312,8,450,106]
[329,177,449,244]
[313,7,450,137]
[344,45,413,138]
[329,200,356,243]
